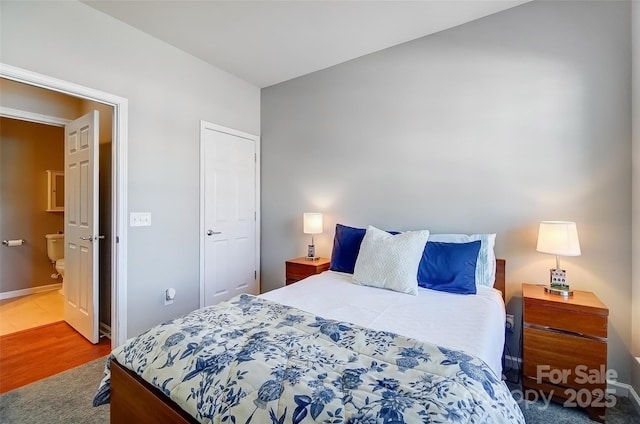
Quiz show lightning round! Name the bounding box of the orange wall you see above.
[0,117,64,293]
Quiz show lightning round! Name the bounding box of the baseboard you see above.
[99,322,112,339]
[607,379,640,412]
[635,358,640,415]
[608,379,630,396]
[633,386,640,415]
[630,382,640,415]
[0,283,62,300]
[504,355,522,370]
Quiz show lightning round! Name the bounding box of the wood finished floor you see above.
[0,321,111,394]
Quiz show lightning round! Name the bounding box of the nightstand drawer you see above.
[524,300,607,339]
[285,257,331,285]
[523,327,607,388]
[286,262,321,281]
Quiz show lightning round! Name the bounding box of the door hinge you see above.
[254,270,257,279]
[116,236,120,243]
[254,153,257,162]
[254,211,256,221]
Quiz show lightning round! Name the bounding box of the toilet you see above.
[45,234,65,291]
[55,258,65,279]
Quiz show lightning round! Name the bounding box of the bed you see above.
[261,265,507,377]
[94,255,523,423]
[95,222,519,423]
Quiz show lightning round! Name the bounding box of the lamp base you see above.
[547,268,572,296]
[544,285,573,297]
[305,244,319,261]
[549,268,568,286]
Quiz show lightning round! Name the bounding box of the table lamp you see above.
[536,221,581,296]
[303,212,323,260]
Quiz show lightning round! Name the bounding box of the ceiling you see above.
[84,1,530,88]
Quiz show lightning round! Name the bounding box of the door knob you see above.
[80,236,93,241]
[207,230,222,236]
[95,235,106,240]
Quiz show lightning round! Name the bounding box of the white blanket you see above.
[261,270,506,376]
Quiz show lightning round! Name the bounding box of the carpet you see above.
[505,378,640,424]
[516,394,640,423]
[0,356,109,424]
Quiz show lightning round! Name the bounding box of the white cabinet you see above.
[46,170,64,212]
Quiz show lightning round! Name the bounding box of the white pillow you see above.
[353,226,430,295]
[427,233,497,287]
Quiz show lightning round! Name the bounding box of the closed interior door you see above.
[64,110,99,343]
[201,124,258,306]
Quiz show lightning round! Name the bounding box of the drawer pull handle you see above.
[543,326,585,338]
[524,323,607,342]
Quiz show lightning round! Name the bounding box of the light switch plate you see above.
[130,212,152,227]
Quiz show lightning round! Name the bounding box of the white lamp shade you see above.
[303,213,323,235]
[536,221,581,256]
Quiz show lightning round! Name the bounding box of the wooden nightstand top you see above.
[285,257,331,286]
[286,257,331,267]
[522,283,608,316]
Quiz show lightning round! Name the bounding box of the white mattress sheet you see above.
[261,271,506,376]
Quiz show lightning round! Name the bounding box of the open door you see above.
[64,111,99,343]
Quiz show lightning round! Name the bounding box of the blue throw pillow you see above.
[330,224,400,273]
[329,224,367,273]
[417,241,481,295]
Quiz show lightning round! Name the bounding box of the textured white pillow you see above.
[427,233,497,287]
[353,226,430,295]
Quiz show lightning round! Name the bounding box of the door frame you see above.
[0,63,128,348]
[199,120,260,308]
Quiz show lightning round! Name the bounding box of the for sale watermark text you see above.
[511,365,618,410]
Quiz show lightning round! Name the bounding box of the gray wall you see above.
[0,118,65,292]
[262,0,633,383]
[0,1,260,337]
[632,0,640,401]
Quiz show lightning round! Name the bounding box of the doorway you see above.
[0,63,128,348]
[0,103,109,339]
[0,117,66,334]
[199,121,261,307]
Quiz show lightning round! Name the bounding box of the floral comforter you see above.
[94,294,524,423]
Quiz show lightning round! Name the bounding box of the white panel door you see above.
[201,124,258,306]
[64,111,99,343]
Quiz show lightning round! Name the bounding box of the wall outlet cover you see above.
[505,314,515,331]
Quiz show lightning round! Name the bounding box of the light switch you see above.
[130,212,152,227]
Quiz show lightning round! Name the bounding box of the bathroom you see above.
[0,79,113,338]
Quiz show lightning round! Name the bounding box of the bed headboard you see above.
[495,259,506,302]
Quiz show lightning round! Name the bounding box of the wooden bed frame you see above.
[109,259,507,423]
[495,258,506,302]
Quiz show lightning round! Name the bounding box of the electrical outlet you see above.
[164,288,176,306]
[505,314,515,332]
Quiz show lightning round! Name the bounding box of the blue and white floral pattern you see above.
[94,294,524,423]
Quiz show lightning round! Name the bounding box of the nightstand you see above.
[522,283,609,423]
[285,257,330,285]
